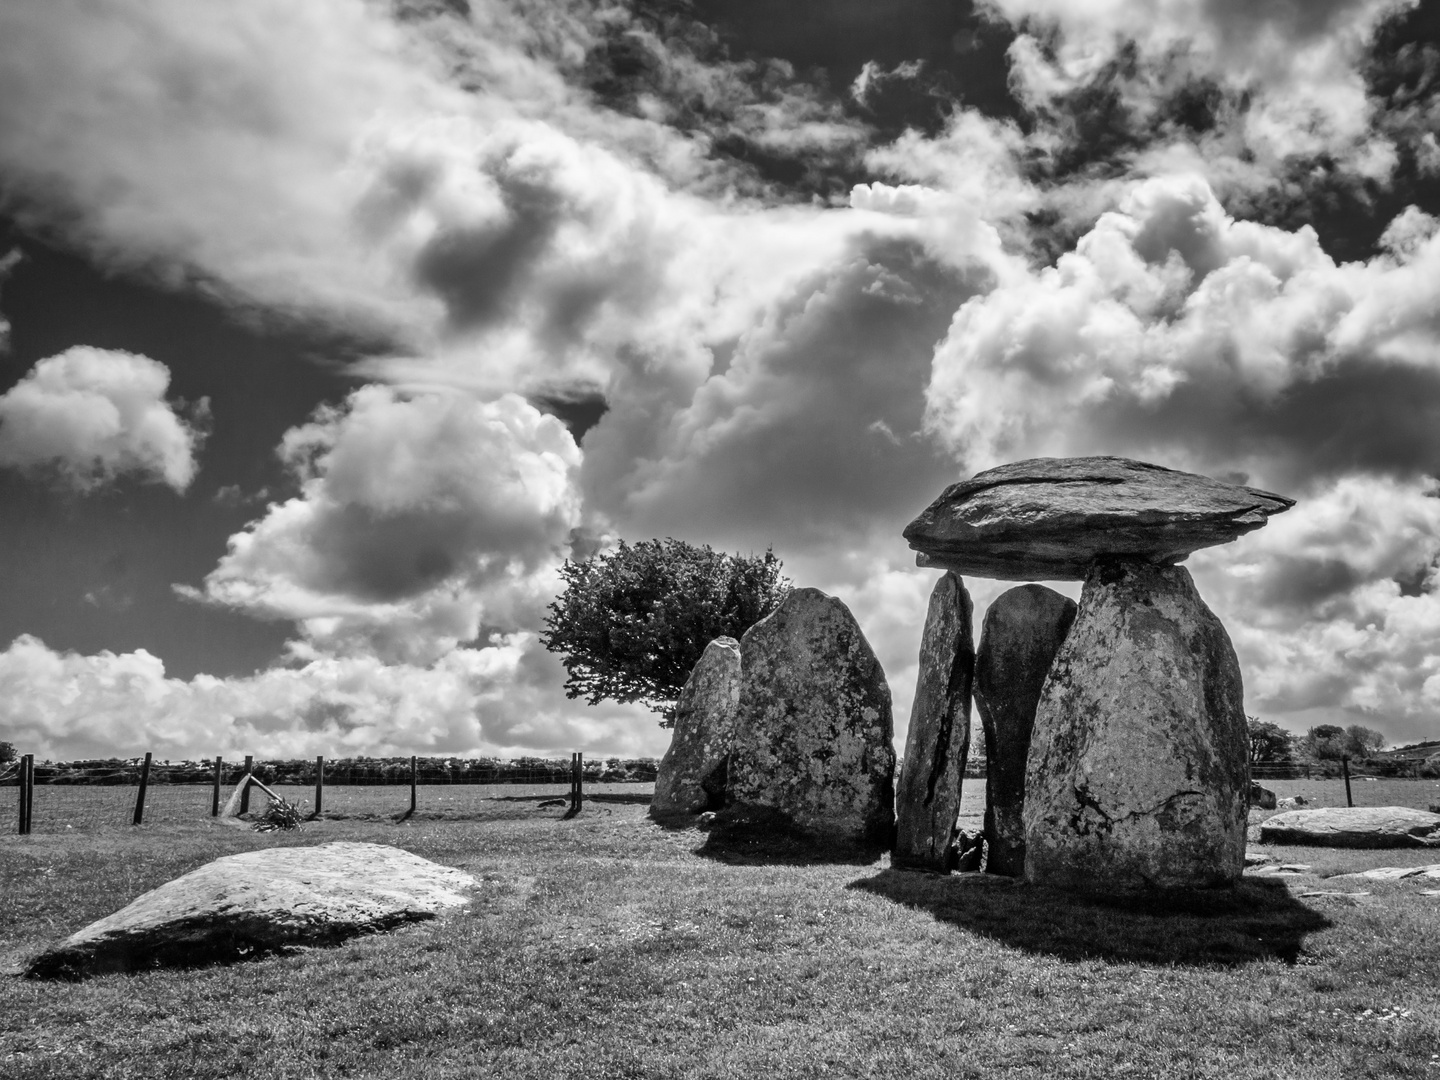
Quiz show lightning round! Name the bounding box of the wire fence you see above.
[1,754,658,834]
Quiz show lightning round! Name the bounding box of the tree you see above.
[0,741,15,765]
[1247,717,1295,764]
[1304,723,1385,761]
[541,538,791,725]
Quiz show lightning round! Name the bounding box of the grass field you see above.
[3,782,1439,1078]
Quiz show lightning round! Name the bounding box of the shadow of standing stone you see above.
[651,636,741,817]
[893,572,974,871]
[974,584,1077,877]
[724,587,896,847]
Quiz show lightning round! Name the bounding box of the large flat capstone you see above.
[727,587,896,846]
[651,636,742,816]
[904,456,1294,580]
[26,842,476,978]
[1258,807,1440,848]
[893,572,974,871]
[1024,560,1250,894]
[974,584,1077,877]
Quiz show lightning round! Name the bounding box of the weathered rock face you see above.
[904,456,1294,580]
[893,572,974,871]
[1024,560,1250,893]
[1248,782,1278,810]
[1258,806,1440,848]
[727,587,896,846]
[26,842,475,978]
[651,637,742,816]
[974,584,1078,877]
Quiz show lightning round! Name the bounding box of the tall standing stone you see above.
[974,584,1077,877]
[651,637,742,817]
[893,572,974,871]
[1024,559,1249,893]
[728,588,896,846]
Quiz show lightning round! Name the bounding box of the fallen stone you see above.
[1258,807,1440,848]
[903,456,1294,581]
[1247,863,1312,876]
[1244,852,1275,866]
[25,842,475,979]
[726,588,896,847]
[974,583,1077,877]
[651,637,742,817]
[893,572,974,871]
[1249,783,1278,810]
[1328,864,1440,881]
[1276,796,1309,810]
[1296,890,1370,903]
[1024,559,1250,894]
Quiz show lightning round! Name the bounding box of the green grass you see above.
[3,789,1440,1079]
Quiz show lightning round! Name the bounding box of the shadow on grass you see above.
[689,814,890,867]
[848,869,1333,966]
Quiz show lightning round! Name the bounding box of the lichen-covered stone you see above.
[1259,806,1440,848]
[904,456,1294,580]
[1024,560,1249,893]
[974,584,1077,877]
[894,573,974,871]
[728,588,895,846]
[651,637,742,816]
[25,842,475,978]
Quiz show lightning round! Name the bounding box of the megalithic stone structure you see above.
[650,636,742,817]
[893,572,974,871]
[727,588,896,847]
[973,584,1077,877]
[1023,560,1250,893]
[903,455,1293,894]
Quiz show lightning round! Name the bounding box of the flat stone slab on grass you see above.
[1328,864,1440,881]
[903,456,1293,580]
[25,841,475,978]
[1258,806,1440,849]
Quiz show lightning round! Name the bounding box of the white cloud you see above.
[188,388,583,664]
[0,347,206,492]
[0,632,661,762]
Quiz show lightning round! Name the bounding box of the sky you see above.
[1,0,1439,762]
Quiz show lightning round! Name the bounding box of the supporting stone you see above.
[1024,559,1249,894]
[893,572,974,871]
[974,584,1077,877]
[651,637,742,817]
[727,588,896,846]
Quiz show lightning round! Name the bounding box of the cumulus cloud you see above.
[185,388,583,664]
[925,174,1440,489]
[0,347,207,492]
[0,632,660,762]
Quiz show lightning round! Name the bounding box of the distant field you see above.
[0,781,655,833]
[1261,777,1440,812]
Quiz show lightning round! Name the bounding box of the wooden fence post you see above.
[314,755,324,817]
[211,756,222,817]
[240,754,254,814]
[132,751,152,826]
[410,755,418,815]
[17,754,32,835]
[574,752,584,813]
[1343,756,1353,807]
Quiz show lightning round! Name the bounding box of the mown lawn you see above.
[2,788,1439,1079]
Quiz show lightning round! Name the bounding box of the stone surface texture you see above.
[728,587,896,845]
[1024,559,1250,893]
[893,572,974,870]
[1258,807,1440,848]
[1248,782,1278,810]
[26,842,475,978]
[904,456,1294,580]
[651,637,742,816]
[974,584,1078,877]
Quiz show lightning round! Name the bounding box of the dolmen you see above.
[899,456,1293,893]
[651,588,896,848]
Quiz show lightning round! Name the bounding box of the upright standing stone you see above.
[728,588,896,846]
[974,584,1077,877]
[893,573,974,871]
[651,637,742,817]
[1024,559,1249,893]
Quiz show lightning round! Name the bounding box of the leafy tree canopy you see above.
[1304,723,1386,761]
[541,538,791,725]
[0,741,15,764]
[1246,717,1295,764]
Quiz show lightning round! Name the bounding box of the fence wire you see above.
[4,756,658,833]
